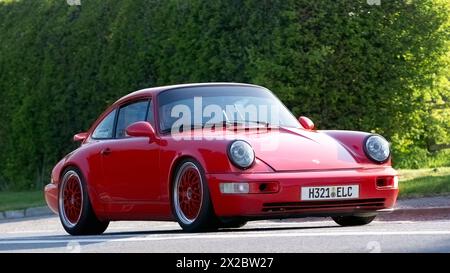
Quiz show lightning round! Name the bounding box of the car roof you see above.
[115,82,264,104]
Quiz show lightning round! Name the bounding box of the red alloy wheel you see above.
[60,171,83,227]
[174,162,203,224]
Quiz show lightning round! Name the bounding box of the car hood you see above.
[239,127,361,171]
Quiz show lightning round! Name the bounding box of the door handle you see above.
[100,148,112,156]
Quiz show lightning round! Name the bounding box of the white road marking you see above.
[1,230,450,245]
[0,224,180,235]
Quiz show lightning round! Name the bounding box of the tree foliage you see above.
[0,0,448,190]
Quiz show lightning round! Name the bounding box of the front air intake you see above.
[262,198,385,212]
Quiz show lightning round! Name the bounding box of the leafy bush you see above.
[394,148,450,169]
[0,0,449,190]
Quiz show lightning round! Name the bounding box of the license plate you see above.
[301,185,359,201]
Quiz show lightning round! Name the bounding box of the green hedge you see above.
[0,0,449,190]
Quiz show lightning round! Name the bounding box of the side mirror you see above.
[126,121,156,141]
[298,116,315,130]
[73,132,88,142]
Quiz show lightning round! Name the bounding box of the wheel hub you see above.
[187,188,193,199]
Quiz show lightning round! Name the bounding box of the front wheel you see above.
[172,159,218,232]
[58,168,109,235]
[332,215,376,227]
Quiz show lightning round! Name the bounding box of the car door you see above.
[85,108,118,203]
[100,98,160,202]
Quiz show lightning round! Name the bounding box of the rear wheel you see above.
[332,215,376,227]
[172,159,218,232]
[59,168,109,235]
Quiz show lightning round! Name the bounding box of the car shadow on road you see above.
[0,222,341,252]
[101,223,339,236]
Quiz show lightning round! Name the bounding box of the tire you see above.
[172,159,218,232]
[219,218,247,229]
[58,167,109,235]
[332,215,377,227]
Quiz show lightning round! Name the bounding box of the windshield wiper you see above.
[223,120,271,127]
[163,121,274,133]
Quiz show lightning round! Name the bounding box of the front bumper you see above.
[207,167,398,219]
[44,183,58,215]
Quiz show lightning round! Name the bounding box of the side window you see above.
[115,100,149,138]
[92,109,117,139]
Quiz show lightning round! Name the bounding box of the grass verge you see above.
[0,191,45,212]
[398,167,450,198]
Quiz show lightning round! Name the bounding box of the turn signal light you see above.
[220,183,250,194]
[376,176,398,188]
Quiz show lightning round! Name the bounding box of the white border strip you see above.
[1,230,450,245]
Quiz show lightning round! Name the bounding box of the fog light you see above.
[376,176,398,188]
[220,183,250,194]
[376,178,388,187]
[256,182,280,193]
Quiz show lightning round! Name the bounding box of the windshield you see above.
[157,85,300,133]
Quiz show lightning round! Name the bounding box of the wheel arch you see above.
[168,155,202,203]
[59,161,106,218]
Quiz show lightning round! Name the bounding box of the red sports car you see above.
[45,83,398,235]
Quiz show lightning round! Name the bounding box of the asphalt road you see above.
[0,216,449,253]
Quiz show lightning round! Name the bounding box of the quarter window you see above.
[116,100,149,138]
[92,109,117,139]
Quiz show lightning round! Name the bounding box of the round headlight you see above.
[228,140,255,169]
[364,135,390,163]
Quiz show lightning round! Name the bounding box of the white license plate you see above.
[301,185,359,201]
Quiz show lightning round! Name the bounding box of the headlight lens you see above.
[364,135,390,163]
[228,140,255,169]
